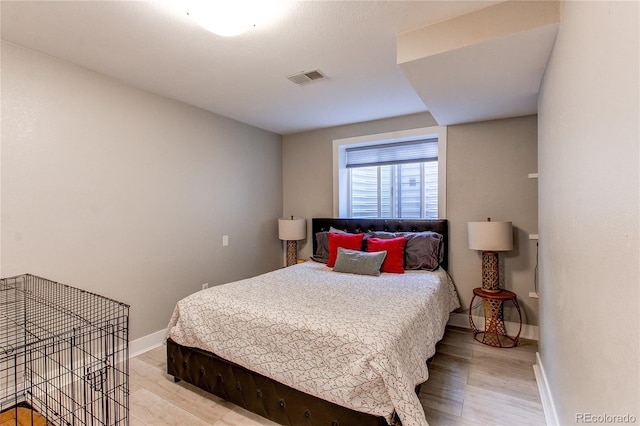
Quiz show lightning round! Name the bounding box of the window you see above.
[346,139,438,218]
[333,126,446,219]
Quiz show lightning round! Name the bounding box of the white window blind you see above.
[346,139,438,168]
[347,139,438,219]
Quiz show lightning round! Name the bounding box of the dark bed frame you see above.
[167,218,448,426]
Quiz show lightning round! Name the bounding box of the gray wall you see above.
[537,1,639,423]
[282,112,437,228]
[1,42,283,340]
[283,113,539,326]
[448,116,538,325]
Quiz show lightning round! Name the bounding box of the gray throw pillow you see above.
[371,231,443,270]
[311,231,330,263]
[404,232,443,271]
[332,248,387,276]
[312,228,363,263]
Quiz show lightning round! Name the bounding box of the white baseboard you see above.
[448,312,539,341]
[534,351,559,426]
[129,328,166,358]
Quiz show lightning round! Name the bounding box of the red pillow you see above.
[367,237,406,274]
[327,233,365,267]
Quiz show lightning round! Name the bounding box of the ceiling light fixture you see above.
[184,0,289,37]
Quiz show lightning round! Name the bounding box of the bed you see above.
[166,218,459,426]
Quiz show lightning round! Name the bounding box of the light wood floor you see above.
[130,327,545,426]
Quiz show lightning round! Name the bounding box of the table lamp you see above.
[278,216,307,267]
[468,218,513,292]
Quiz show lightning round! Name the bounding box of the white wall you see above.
[537,1,639,423]
[1,42,283,340]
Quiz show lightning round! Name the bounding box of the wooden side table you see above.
[469,288,522,348]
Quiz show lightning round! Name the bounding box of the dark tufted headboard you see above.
[312,218,449,271]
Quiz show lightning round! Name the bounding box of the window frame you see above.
[333,125,447,218]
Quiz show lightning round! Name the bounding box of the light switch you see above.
[222,235,229,246]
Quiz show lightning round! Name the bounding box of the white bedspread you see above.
[166,262,459,426]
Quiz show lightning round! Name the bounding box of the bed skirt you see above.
[166,338,392,426]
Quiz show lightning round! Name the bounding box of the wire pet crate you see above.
[0,274,129,425]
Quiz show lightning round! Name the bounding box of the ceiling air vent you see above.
[287,69,326,85]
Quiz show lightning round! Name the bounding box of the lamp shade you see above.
[278,217,306,241]
[468,221,513,251]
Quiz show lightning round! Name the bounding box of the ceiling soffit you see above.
[398,0,560,126]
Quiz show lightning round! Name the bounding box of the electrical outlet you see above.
[202,283,209,290]
[222,235,229,246]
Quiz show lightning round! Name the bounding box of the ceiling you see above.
[1,0,552,136]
